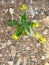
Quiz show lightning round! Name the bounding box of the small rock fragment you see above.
[0,53,3,57]
[6,40,12,45]
[10,45,16,56]
[26,47,30,50]
[41,55,45,60]
[43,29,48,35]
[9,8,14,15]
[16,58,22,65]
[23,57,27,65]
[28,6,35,18]
[7,61,13,65]
[44,62,49,65]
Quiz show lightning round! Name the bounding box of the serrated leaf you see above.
[16,27,23,36]
[21,12,26,24]
[9,20,20,26]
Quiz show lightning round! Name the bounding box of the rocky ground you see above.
[0,0,49,65]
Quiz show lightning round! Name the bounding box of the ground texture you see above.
[0,0,49,65]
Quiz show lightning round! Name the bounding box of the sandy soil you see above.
[0,0,49,65]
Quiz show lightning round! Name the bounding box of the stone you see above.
[43,29,48,35]
[44,62,49,65]
[6,40,12,45]
[33,20,38,23]
[30,0,33,4]
[0,53,3,57]
[26,47,30,50]
[10,45,16,56]
[4,9,8,13]
[43,16,49,24]
[41,11,44,15]
[6,26,12,31]
[16,58,22,65]
[9,8,14,15]
[23,57,27,65]
[41,55,45,60]
[28,6,35,18]
[0,43,6,48]
[45,53,49,58]
[7,61,13,65]
[11,0,15,4]
[36,42,41,47]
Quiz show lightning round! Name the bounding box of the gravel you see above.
[0,0,49,65]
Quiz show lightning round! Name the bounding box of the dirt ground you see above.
[0,0,49,65]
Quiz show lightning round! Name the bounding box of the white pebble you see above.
[28,6,35,18]
[0,30,4,33]
[35,11,38,14]
[23,57,27,65]
[16,58,22,65]
[33,20,38,23]
[6,40,12,45]
[43,29,48,35]
[0,53,3,57]
[26,47,30,50]
[11,0,15,4]
[30,0,33,4]
[5,9,8,13]
[36,42,41,47]
[9,8,14,15]
[7,61,13,65]
[44,62,49,65]
[41,11,44,15]
[41,55,45,60]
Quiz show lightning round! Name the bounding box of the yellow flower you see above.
[21,4,27,10]
[40,37,46,43]
[12,35,19,40]
[35,33,42,39]
[33,22,39,28]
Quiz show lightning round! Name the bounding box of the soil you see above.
[0,0,49,65]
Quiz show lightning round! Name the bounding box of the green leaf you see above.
[24,22,34,27]
[26,27,30,33]
[16,27,23,36]
[23,28,28,35]
[21,12,26,24]
[9,20,20,26]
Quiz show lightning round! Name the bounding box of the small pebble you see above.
[44,62,49,65]
[10,45,16,56]
[41,55,45,60]
[43,29,48,35]
[26,47,30,50]
[4,9,8,13]
[41,11,44,15]
[9,8,14,15]
[30,0,33,4]
[0,53,2,57]
[6,26,12,31]
[35,10,38,14]
[33,20,38,23]
[28,6,35,18]
[36,42,41,47]
[6,40,12,45]
[11,0,15,4]
[7,61,13,65]
[2,64,5,65]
